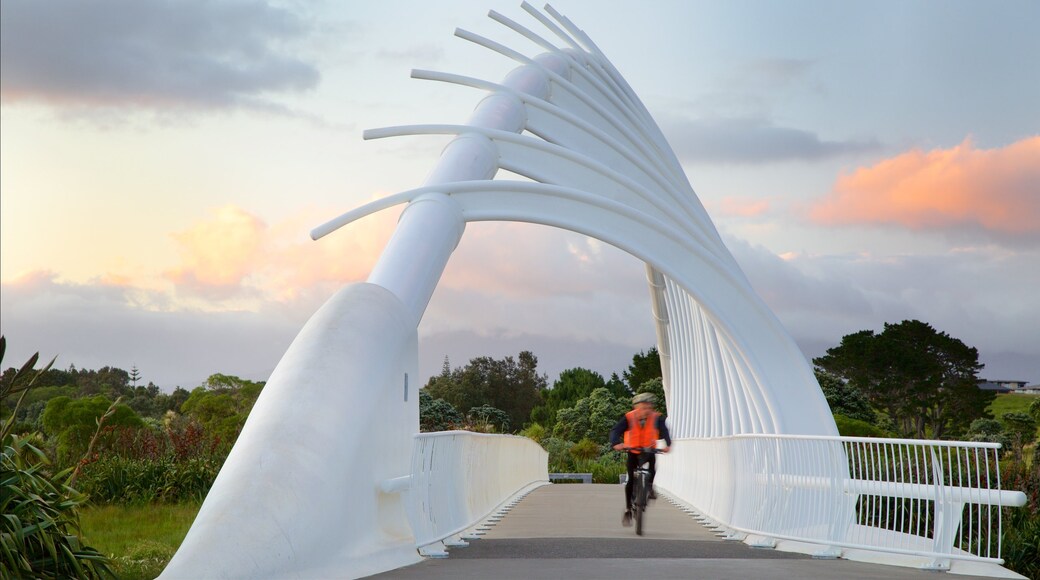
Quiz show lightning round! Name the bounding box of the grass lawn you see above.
[989,393,1040,433]
[79,502,200,580]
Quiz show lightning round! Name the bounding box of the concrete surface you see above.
[367,484,953,579]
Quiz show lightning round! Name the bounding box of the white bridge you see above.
[160,4,1025,579]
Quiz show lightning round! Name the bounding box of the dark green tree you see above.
[424,351,547,431]
[418,390,463,432]
[814,369,876,424]
[635,377,666,410]
[467,404,511,433]
[622,347,661,394]
[814,320,990,439]
[530,367,607,426]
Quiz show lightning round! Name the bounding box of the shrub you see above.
[569,438,600,462]
[519,423,546,444]
[542,437,575,472]
[1,336,115,579]
[833,414,890,437]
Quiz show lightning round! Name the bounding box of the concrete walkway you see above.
[368,484,952,579]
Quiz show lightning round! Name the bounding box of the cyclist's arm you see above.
[609,416,627,449]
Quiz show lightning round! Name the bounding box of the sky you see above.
[1,0,1038,391]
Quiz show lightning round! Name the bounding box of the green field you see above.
[989,393,1040,431]
[79,502,200,580]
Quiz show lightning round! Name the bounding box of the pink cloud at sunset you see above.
[164,206,267,291]
[714,197,771,218]
[809,137,1040,242]
[161,203,401,303]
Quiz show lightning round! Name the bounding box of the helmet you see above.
[632,392,655,405]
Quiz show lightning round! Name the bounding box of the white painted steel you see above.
[162,4,1027,578]
[407,431,549,549]
[657,435,1026,570]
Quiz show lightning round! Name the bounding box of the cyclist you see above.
[609,392,671,527]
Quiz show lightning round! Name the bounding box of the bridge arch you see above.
[160,4,1023,578]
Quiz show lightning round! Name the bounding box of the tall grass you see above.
[79,502,200,580]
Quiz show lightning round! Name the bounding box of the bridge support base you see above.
[812,546,843,559]
[418,542,449,558]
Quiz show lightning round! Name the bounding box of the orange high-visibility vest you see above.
[623,409,660,452]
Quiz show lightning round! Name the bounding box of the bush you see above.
[542,437,575,472]
[1000,458,1039,579]
[77,456,221,504]
[569,438,600,462]
[833,414,890,437]
[0,337,116,579]
[519,423,546,444]
[1,433,117,579]
[575,454,626,484]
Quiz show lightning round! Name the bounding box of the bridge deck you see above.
[369,483,949,579]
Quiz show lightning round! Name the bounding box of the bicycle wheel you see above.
[634,472,646,535]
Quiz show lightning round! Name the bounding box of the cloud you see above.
[0,0,319,111]
[165,206,267,297]
[809,137,1040,244]
[160,203,401,306]
[711,197,772,218]
[663,116,882,164]
[725,236,1040,383]
[375,44,445,63]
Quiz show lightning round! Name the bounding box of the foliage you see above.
[179,374,264,444]
[568,438,601,462]
[1,434,117,579]
[519,422,547,444]
[76,456,221,504]
[530,367,616,426]
[41,395,144,466]
[622,347,661,394]
[814,320,991,439]
[424,351,547,431]
[542,437,575,472]
[467,404,510,433]
[574,455,627,484]
[635,377,665,407]
[966,418,1011,450]
[833,414,890,438]
[1001,412,1038,460]
[418,390,464,432]
[553,387,629,443]
[815,370,876,424]
[1000,458,1039,579]
[0,336,115,579]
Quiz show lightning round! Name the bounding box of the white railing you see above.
[405,431,549,551]
[658,435,1026,569]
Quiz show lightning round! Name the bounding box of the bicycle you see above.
[626,446,660,536]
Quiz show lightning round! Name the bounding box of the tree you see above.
[635,377,665,409]
[1001,412,1038,459]
[622,347,661,394]
[41,395,144,465]
[418,390,463,432]
[467,404,510,433]
[424,351,547,431]
[129,365,141,388]
[814,370,876,424]
[553,387,629,443]
[814,320,989,439]
[179,374,264,443]
[530,367,608,426]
